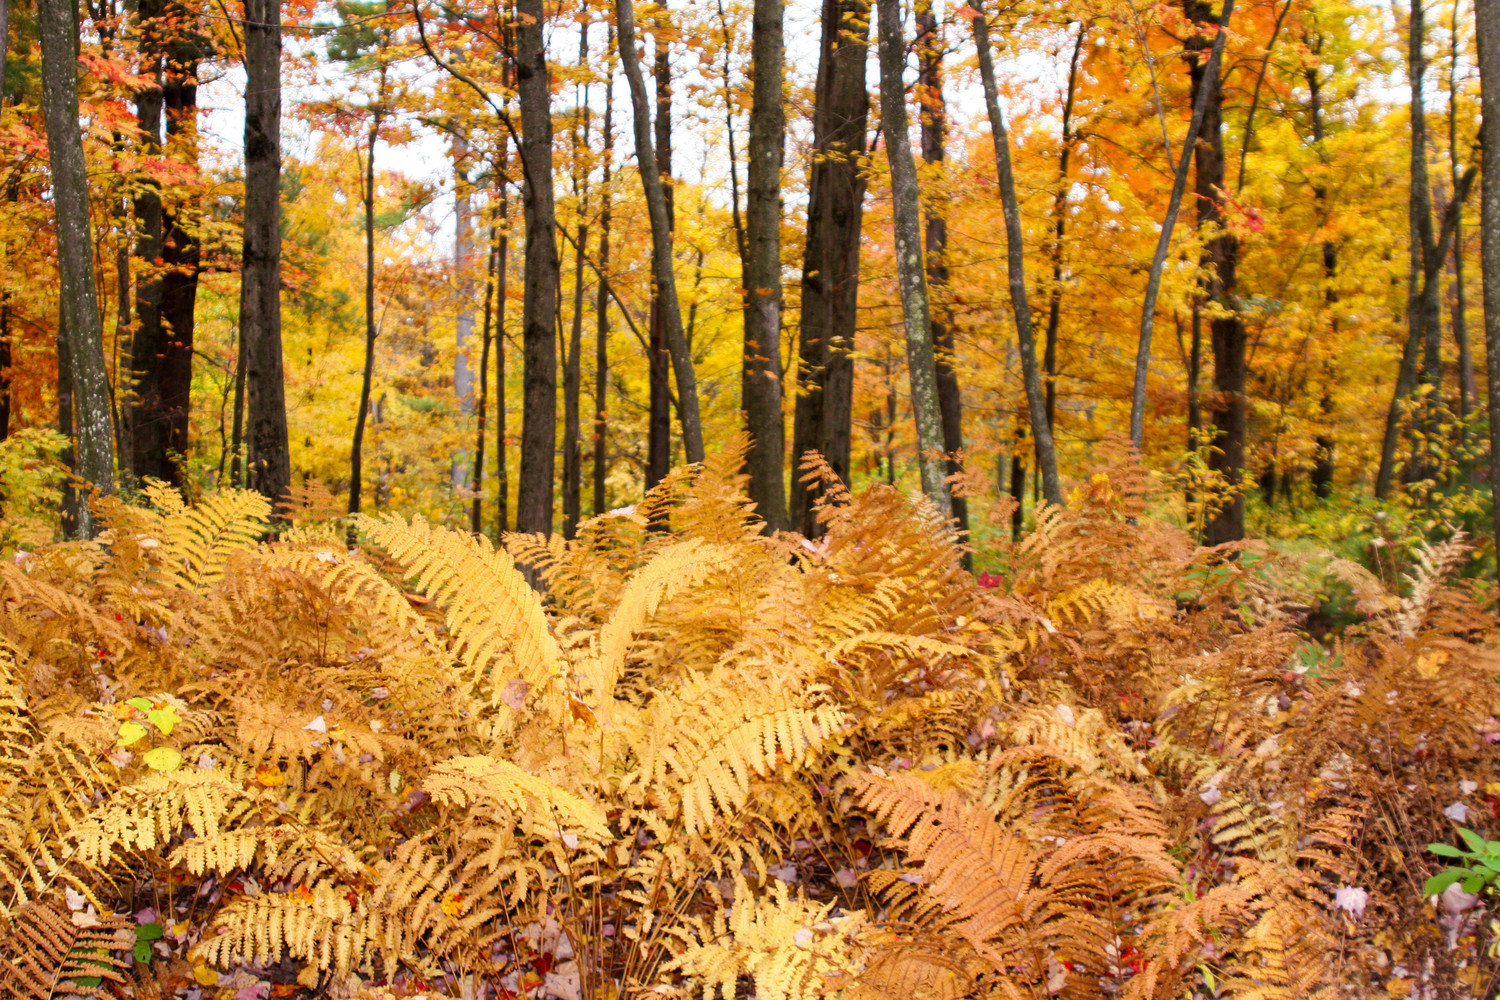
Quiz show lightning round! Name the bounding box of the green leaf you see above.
[1459,827,1487,853]
[147,705,180,736]
[1428,843,1468,858]
[126,697,152,712]
[134,940,152,963]
[71,977,102,989]
[116,721,148,747]
[1424,868,1467,896]
[142,747,183,772]
[136,922,164,942]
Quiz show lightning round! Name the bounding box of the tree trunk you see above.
[1045,22,1086,440]
[739,0,787,531]
[453,134,475,492]
[790,0,869,535]
[1474,0,1500,581]
[39,0,114,532]
[1450,2,1475,441]
[918,1,968,552]
[129,0,167,487]
[1129,0,1235,450]
[563,21,590,539]
[473,215,498,535]
[516,0,559,536]
[495,171,511,534]
[971,0,1060,505]
[593,37,614,516]
[241,0,291,508]
[349,111,382,517]
[646,27,671,491]
[618,0,703,474]
[1183,0,1248,546]
[875,0,950,516]
[157,10,202,486]
[1307,60,1337,499]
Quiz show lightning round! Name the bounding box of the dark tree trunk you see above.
[917,0,967,553]
[1474,0,1500,581]
[1450,3,1475,441]
[1184,0,1247,546]
[1129,0,1235,449]
[1308,60,1337,500]
[972,0,1059,505]
[157,14,202,485]
[40,0,114,532]
[645,21,672,490]
[516,0,559,536]
[563,22,590,539]
[473,215,498,535]
[593,38,614,516]
[129,0,166,487]
[349,109,382,517]
[495,173,511,534]
[875,0,949,515]
[1009,429,1025,542]
[241,0,291,507]
[1045,22,1086,438]
[790,0,869,535]
[740,0,787,530]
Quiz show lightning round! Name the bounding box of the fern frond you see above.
[358,514,569,716]
[0,898,132,1000]
[423,755,609,842]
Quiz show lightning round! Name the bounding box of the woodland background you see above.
[7,0,1500,567]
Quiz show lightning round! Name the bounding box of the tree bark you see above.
[971,0,1060,505]
[646,27,671,491]
[790,0,869,535]
[349,108,382,517]
[473,214,498,535]
[1473,0,1500,581]
[157,10,203,486]
[741,0,787,531]
[1044,22,1086,440]
[129,0,167,487]
[918,1,968,551]
[594,35,614,516]
[495,169,511,534]
[875,0,950,515]
[618,0,703,473]
[1183,0,1247,547]
[241,0,291,508]
[563,21,590,539]
[516,0,559,535]
[1450,1,1475,440]
[40,0,114,532]
[1307,59,1337,499]
[1128,0,1235,450]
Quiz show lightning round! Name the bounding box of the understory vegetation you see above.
[0,440,1496,999]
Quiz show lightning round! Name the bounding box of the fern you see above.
[0,898,132,1000]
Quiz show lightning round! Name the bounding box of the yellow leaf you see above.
[193,965,219,987]
[148,705,180,736]
[142,747,183,772]
[116,721,148,747]
[440,891,465,917]
[256,766,286,787]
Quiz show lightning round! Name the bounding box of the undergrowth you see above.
[0,436,1496,999]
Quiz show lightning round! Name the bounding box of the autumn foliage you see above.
[0,442,1492,998]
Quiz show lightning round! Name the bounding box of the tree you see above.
[515,0,560,536]
[740,0,786,530]
[563,20,591,539]
[615,0,704,469]
[1475,0,1500,580]
[593,30,615,517]
[241,0,292,507]
[791,0,869,534]
[39,0,114,533]
[917,0,967,548]
[874,0,949,516]
[970,0,1059,506]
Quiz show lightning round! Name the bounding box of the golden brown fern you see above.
[0,898,132,1000]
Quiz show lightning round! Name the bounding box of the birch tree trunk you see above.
[39,0,114,533]
[875,0,950,516]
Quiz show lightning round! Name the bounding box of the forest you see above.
[3,0,1500,994]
